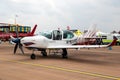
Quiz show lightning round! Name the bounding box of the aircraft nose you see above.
[21,37,36,42]
[21,37,35,46]
[21,37,27,43]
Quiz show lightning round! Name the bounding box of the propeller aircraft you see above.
[12,28,117,59]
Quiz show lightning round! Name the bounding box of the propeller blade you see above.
[19,43,24,54]
[14,43,18,54]
[15,25,19,38]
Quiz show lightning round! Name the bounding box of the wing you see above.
[47,36,117,49]
[47,44,107,49]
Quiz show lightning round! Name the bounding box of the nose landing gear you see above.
[31,53,36,59]
[30,49,47,59]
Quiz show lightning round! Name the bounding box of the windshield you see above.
[39,31,52,39]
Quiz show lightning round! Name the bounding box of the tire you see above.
[31,54,36,59]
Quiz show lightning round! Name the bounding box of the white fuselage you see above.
[21,35,70,49]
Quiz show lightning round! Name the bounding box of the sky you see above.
[0,0,120,33]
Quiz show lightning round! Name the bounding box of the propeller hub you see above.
[12,38,20,43]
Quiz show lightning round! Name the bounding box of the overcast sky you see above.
[0,0,120,33]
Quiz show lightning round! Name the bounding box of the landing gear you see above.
[41,51,47,57]
[31,54,36,59]
[30,49,68,59]
[62,48,68,58]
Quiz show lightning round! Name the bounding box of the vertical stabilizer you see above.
[30,24,37,35]
[83,24,98,38]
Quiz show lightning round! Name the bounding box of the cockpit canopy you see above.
[40,30,75,40]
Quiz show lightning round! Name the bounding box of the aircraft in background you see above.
[11,29,117,59]
[13,24,37,37]
[76,25,100,45]
[96,31,120,45]
[0,24,37,43]
[66,25,103,45]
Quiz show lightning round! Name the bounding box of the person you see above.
[56,30,62,40]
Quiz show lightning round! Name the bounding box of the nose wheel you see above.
[31,53,36,59]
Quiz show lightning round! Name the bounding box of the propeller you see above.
[12,25,24,54]
[13,38,24,54]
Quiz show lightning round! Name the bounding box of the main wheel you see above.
[31,54,36,59]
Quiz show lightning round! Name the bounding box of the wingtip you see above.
[108,36,117,47]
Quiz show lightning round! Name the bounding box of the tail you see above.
[108,36,117,47]
[29,24,37,36]
[83,25,98,38]
[76,25,98,44]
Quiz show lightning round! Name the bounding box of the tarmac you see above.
[0,42,120,80]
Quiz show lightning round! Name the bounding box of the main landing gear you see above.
[30,49,68,59]
[62,48,68,58]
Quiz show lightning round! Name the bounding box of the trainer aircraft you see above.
[12,29,117,59]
